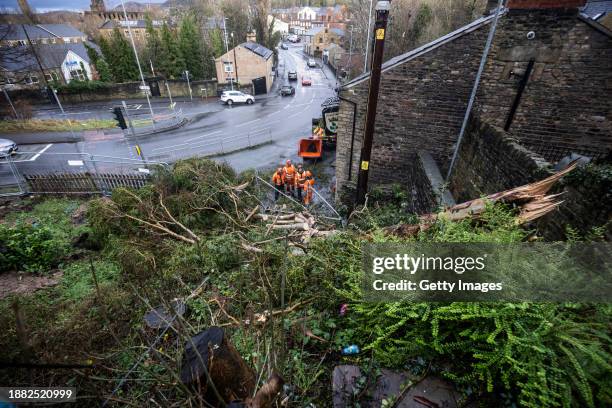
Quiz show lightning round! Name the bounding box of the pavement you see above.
[0,43,338,187]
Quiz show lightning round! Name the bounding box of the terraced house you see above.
[0,24,98,89]
[335,0,611,228]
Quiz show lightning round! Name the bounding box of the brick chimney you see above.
[506,0,586,9]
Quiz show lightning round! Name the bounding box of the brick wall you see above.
[335,8,611,207]
[449,115,553,203]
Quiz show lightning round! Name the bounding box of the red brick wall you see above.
[506,0,586,9]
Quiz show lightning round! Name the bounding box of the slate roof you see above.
[305,27,324,36]
[581,0,612,19]
[343,12,504,88]
[241,42,273,60]
[330,28,345,37]
[0,24,86,41]
[0,41,98,72]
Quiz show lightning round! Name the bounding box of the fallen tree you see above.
[385,161,578,237]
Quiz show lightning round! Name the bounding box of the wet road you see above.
[3,44,339,180]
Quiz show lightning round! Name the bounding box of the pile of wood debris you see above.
[251,208,339,243]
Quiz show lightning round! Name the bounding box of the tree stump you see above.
[180,326,256,405]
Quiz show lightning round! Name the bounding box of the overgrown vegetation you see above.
[0,159,609,407]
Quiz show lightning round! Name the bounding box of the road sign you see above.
[139,85,150,91]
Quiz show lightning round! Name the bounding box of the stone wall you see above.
[449,115,553,203]
[476,9,612,163]
[448,115,610,241]
[1,79,221,106]
[335,7,612,206]
[335,19,490,202]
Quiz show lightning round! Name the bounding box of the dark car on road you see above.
[288,71,298,80]
[280,85,295,96]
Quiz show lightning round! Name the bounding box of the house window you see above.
[31,39,37,44]
[41,38,48,44]
[319,37,323,43]
[26,75,39,84]
[18,40,27,46]
[223,61,234,73]
[70,69,86,81]
[45,72,59,82]
[63,37,72,43]
[51,38,57,44]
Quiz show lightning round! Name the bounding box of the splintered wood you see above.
[385,161,578,237]
[253,210,336,242]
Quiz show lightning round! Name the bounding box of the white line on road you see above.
[236,118,261,128]
[183,130,222,143]
[29,143,53,161]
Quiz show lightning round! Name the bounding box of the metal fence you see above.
[0,151,168,197]
[149,128,273,162]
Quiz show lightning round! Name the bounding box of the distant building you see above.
[304,27,345,57]
[98,19,166,44]
[0,41,99,89]
[86,0,144,21]
[274,5,348,37]
[0,24,88,47]
[215,42,274,93]
[267,15,289,36]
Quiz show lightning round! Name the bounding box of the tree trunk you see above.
[180,327,256,405]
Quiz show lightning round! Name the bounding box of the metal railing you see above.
[0,151,168,196]
[149,128,273,162]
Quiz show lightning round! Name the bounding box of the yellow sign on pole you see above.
[376,28,385,40]
[135,145,141,157]
[361,161,369,170]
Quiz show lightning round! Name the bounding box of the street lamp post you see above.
[120,0,155,124]
[222,17,233,90]
[355,0,391,205]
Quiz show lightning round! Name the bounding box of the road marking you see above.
[183,130,222,143]
[236,118,261,128]
[29,143,53,161]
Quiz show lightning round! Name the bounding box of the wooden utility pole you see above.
[355,0,391,205]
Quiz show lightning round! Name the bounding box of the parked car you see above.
[280,85,295,96]
[280,43,288,50]
[307,59,317,68]
[288,71,298,80]
[220,91,255,106]
[287,34,300,43]
[301,76,312,86]
[0,138,17,156]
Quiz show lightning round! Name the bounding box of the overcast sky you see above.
[0,0,166,12]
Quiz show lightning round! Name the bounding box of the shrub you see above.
[0,223,67,273]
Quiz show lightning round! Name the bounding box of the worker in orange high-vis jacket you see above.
[295,163,306,201]
[272,167,284,201]
[282,159,297,197]
[303,170,315,205]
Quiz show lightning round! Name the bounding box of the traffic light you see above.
[112,107,127,129]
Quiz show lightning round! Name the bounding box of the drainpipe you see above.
[338,95,358,181]
[445,0,504,183]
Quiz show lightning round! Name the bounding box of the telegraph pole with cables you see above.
[355,0,391,205]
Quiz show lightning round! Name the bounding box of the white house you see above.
[267,15,289,36]
[297,7,318,21]
[0,42,98,89]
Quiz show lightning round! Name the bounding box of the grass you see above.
[0,118,154,133]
